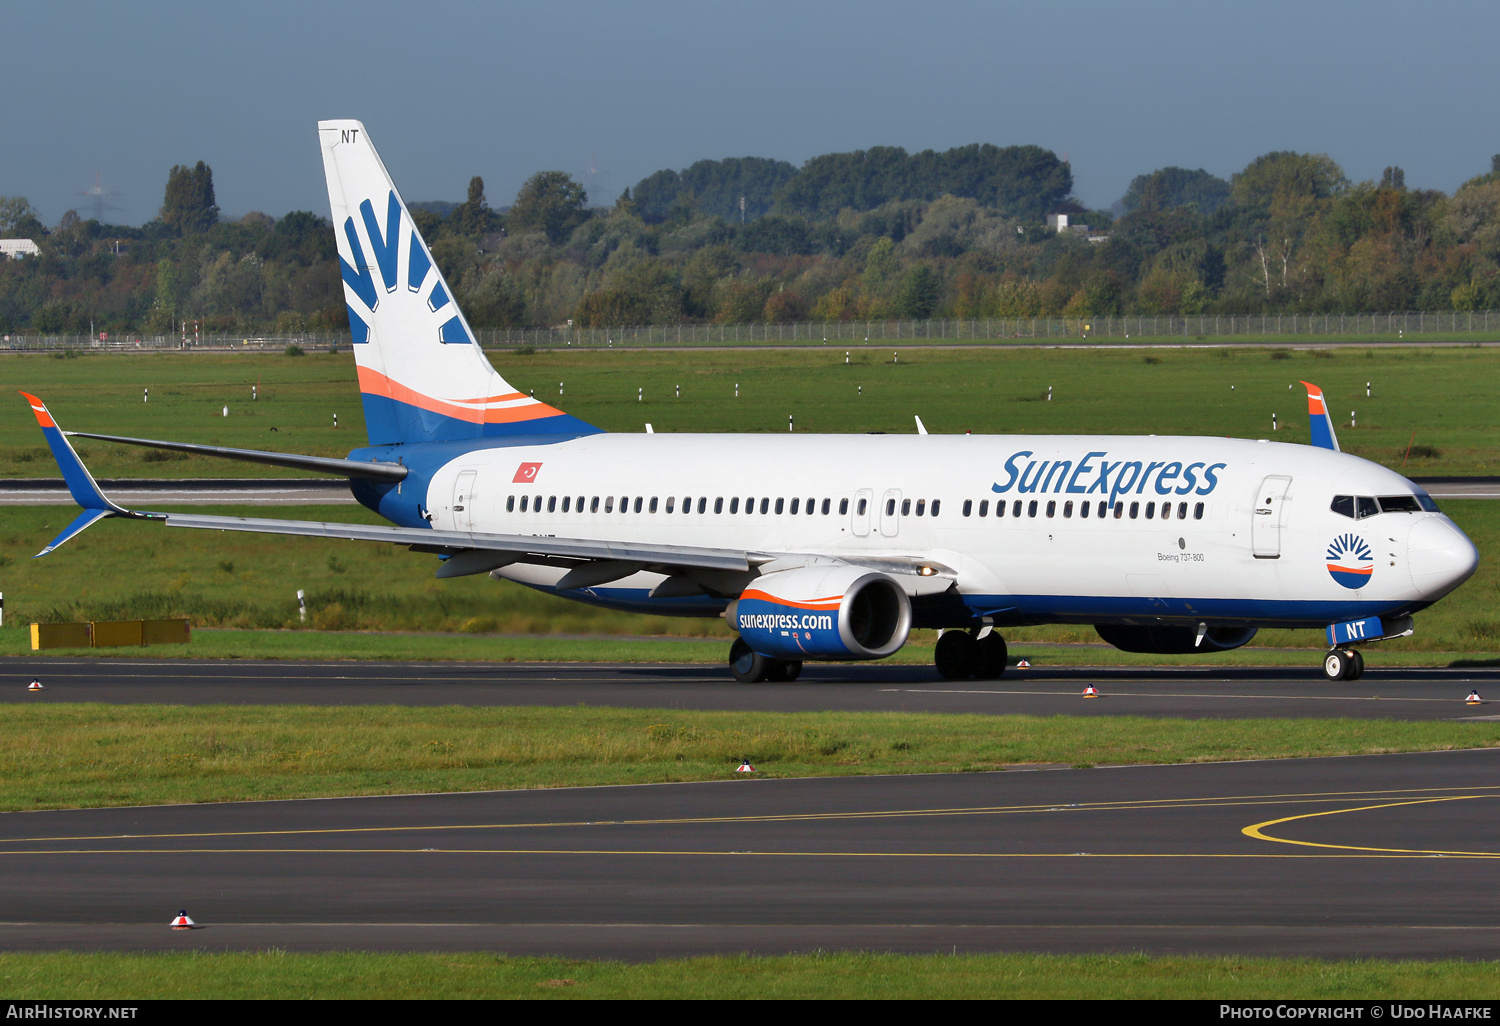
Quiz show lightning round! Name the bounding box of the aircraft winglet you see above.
[18,392,144,556]
[1299,381,1341,452]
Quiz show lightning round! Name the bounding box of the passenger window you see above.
[901,498,911,516]
[1080,500,1089,519]
[1146,501,1155,519]
[649,497,658,513]
[548,496,557,513]
[698,497,706,514]
[620,496,628,512]
[1114,502,1124,519]
[854,498,864,516]
[729,497,739,513]
[714,497,723,514]
[776,498,785,515]
[979,500,989,517]
[823,498,832,515]
[1045,500,1056,518]
[886,498,896,516]
[577,495,584,512]
[1161,502,1171,520]
[1098,501,1108,518]
[1177,502,1187,519]
[1064,500,1074,518]
[1377,495,1421,514]
[1356,496,1379,519]
[506,495,515,512]
[666,497,675,513]
[807,497,815,515]
[1028,500,1038,517]
[931,499,940,516]
[520,495,529,512]
[1013,500,1022,517]
[963,499,973,517]
[760,497,769,514]
[1193,502,1204,520]
[562,496,571,513]
[745,497,754,513]
[605,496,614,513]
[916,499,926,516]
[1331,495,1355,518]
[1129,501,1139,519]
[590,496,600,513]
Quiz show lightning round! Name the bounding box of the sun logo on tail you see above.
[1326,533,1374,590]
[339,190,470,347]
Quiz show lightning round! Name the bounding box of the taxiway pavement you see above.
[5,657,1500,720]
[0,749,1496,959]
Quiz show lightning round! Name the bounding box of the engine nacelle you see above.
[732,565,912,661]
[1094,624,1259,654]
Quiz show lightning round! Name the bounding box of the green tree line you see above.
[5,145,1500,335]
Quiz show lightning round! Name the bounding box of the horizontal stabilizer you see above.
[67,431,407,481]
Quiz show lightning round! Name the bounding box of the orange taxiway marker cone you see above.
[1083,684,1100,698]
[1466,690,1483,705]
[26,680,43,692]
[170,910,196,930]
[1015,659,1031,669]
[736,760,755,773]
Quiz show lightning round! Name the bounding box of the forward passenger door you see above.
[1251,475,1291,559]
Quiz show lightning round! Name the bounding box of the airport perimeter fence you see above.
[4,309,1500,353]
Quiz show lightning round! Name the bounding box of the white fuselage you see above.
[413,432,1476,631]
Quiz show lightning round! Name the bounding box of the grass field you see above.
[4,949,1499,999]
[0,705,1494,811]
[3,344,1498,476]
[3,497,1497,656]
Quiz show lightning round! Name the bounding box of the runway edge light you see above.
[170,910,196,930]
[1083,684,1099,698]
[1467,690,1483,705]
[1015,659,1031,669]
[736,760,755,773]
[26,680,42,692]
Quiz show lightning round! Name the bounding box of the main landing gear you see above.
[934,629,1009,680]
[729,637,802,684]
[1323,648,1365,681]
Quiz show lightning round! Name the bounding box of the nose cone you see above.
[1409,517,1479,599]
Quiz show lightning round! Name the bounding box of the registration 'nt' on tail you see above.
[318,119,599,447]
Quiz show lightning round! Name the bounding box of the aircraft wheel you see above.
[972,632,1008,680]
[1345,649,1365,681]
[729,638,772,683]
[935,630,976,680]
[1322,649,1351,682]
[780,660,803,682]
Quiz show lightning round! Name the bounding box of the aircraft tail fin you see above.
[1300,380,1341,451]
[318,120,599,446]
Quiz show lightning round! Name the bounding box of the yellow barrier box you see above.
[141,619,191,645]
[90,620,144,647]
[30,622,92,650]
[30,619,191,650]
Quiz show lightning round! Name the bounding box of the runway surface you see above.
[5,657,1500,720]
[1,749,1498,958]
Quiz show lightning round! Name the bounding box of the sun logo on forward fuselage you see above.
[1326,533,1374,590]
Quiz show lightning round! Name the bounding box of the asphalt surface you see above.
[6,657,1500,720]
[0,749,1498,958]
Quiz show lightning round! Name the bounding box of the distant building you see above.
[0,239,39,259]
[1045,214,1110,244]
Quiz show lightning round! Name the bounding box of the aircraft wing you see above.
[155,510,753,574]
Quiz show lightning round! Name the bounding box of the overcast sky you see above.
[7,0,1498,226]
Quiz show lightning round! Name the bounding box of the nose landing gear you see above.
[935,629,1008,680]
[1323,648,1365,681]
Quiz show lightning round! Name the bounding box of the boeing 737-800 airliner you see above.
[20,120,1480,683]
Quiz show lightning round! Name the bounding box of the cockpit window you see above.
[1355,496,1380,519]
[1376,495,1422,514]
[1413,489,1441,513]
[1330,495,1354,519]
